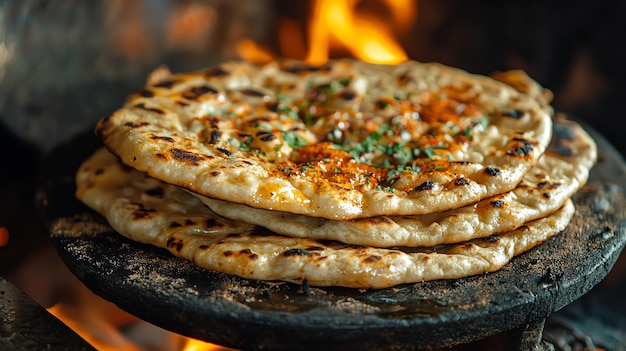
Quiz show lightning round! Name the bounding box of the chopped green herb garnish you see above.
[386,166,404,181]
[475,117,489,131]
[277,106,299,120]
[461,127,473,139]
[377,101,390,109]
[282,131,308,148]
[239,142,250,152]
[338,77,352,86]
[424,147,436,159]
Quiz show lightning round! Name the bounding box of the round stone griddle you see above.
[39,126,626,351]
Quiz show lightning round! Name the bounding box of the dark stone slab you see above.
[38,123,626,351]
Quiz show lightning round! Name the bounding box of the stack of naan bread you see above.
[76,59,596,289]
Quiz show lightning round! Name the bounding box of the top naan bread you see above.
[96,59,553,220]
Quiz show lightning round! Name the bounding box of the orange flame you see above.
[305,0,414,64]
[47,295,239,351]
[47,303,143,351]
[236,0,417,65]
[382,0,418,32]
[182,338,237,351]
[236,39,275,64]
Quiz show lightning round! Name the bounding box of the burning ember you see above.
[0,227,9,247]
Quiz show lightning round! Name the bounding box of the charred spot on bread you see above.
[150,135,175,142]
[204,66,229,77]
[166,237,184,251]
[339,91,357,100]
[239,88,266,97]
[204,218,225,229]
[507,138,535,157]
[124,121,150,128]
[169,221,182,228]
[500,109,524,119]
[183,85,219,100]
[491,200,505,208]
[217,147,233,157]
[364,255,382,263]
[283,248,313,257]
[285,63,330,74]
[537,181,561,190]
[485,235,501,243]
[484,167,501,176]
[131,203,156,219]
[208,130,222,144]
[135,103,165,115]
[171,148,206,165]
[414,180,434,191]
[454,177,471,186]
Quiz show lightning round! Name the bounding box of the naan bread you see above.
[76,148,574,289]
[96,59,553,220]
[198,116,596,247]
[490,70,553,109]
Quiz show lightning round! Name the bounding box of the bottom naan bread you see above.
[76,148,575,289]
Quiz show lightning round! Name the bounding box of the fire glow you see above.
[47,301,233,351]
[305,0,413,64]
[238,0,417,64]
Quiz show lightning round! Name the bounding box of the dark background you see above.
[1,1,625,349]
